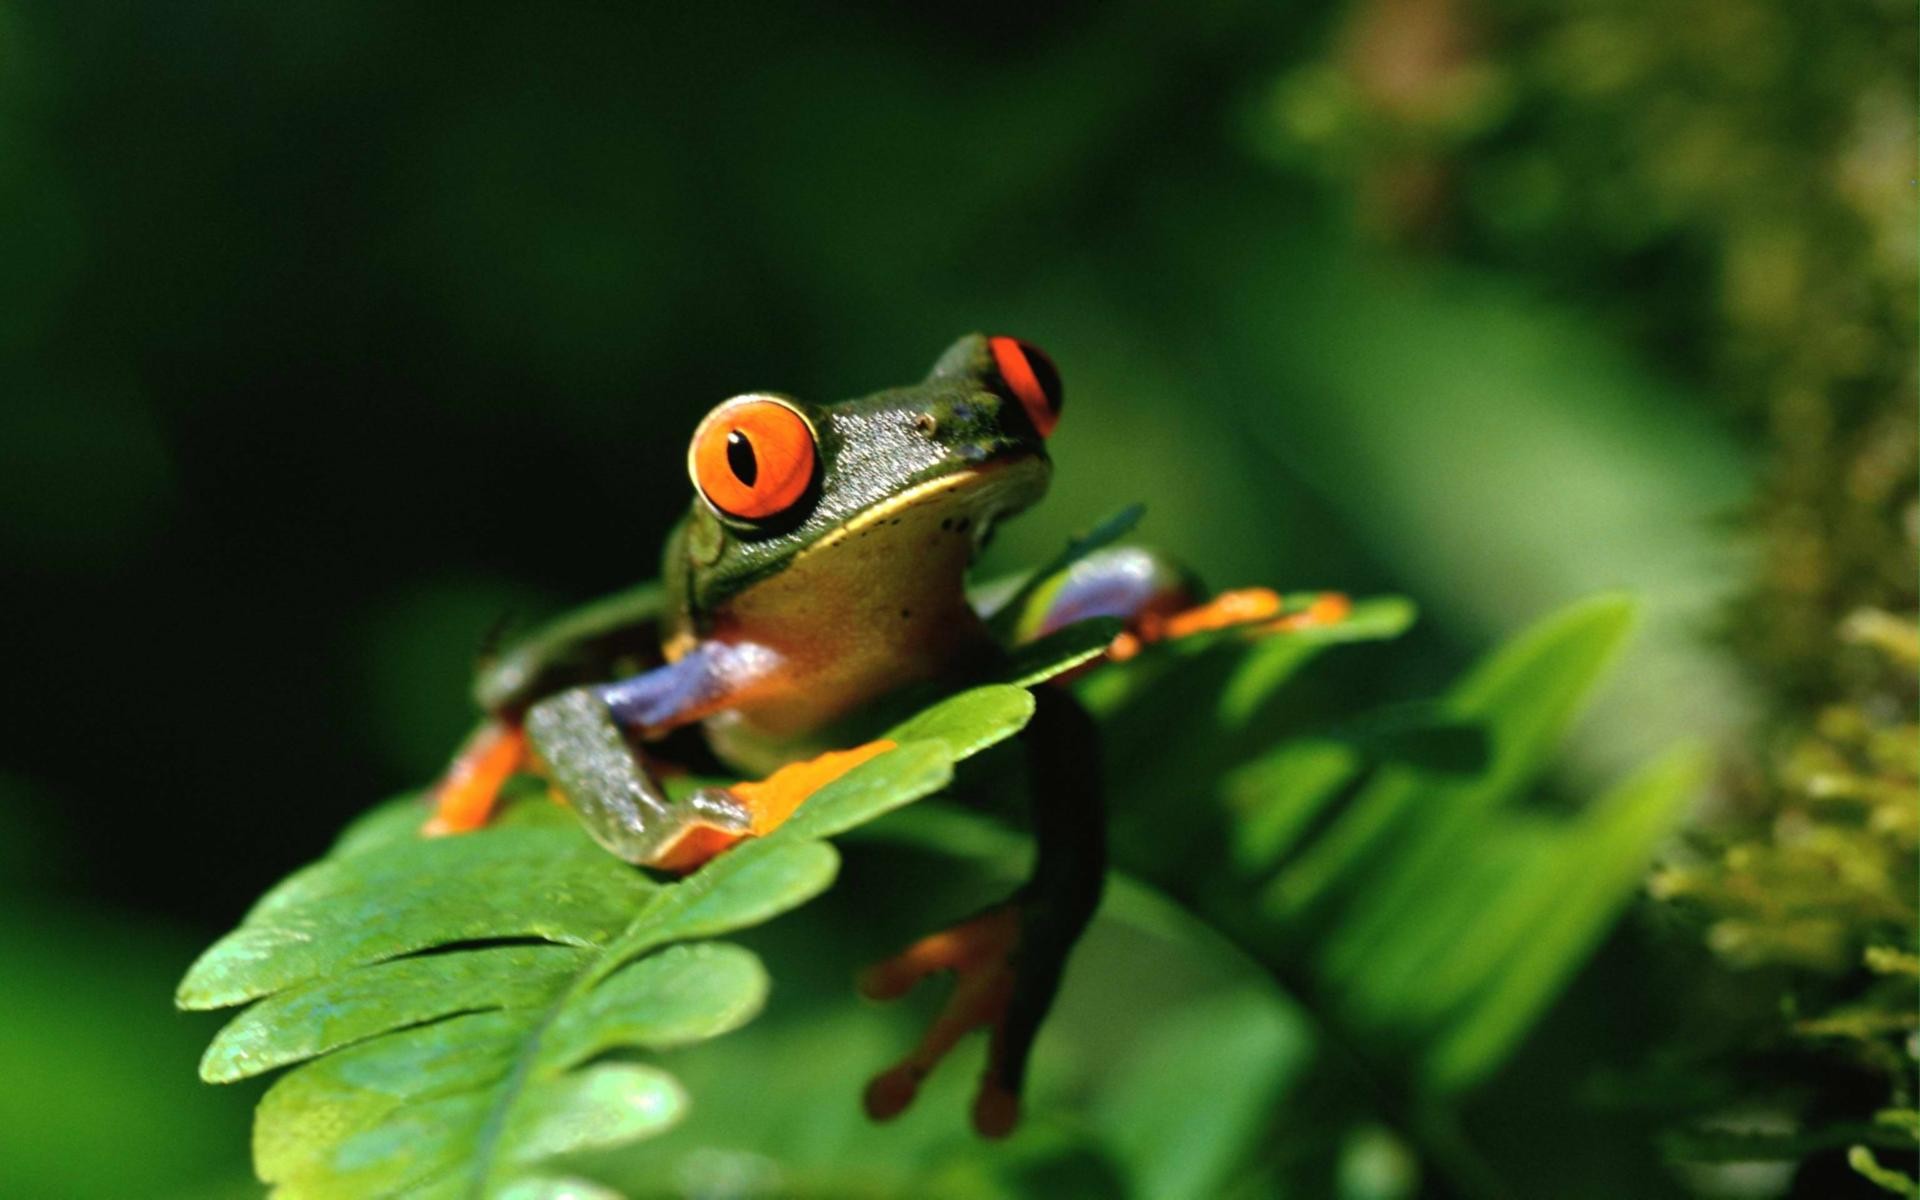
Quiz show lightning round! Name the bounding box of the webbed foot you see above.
[859,905,1035,1138]
[1108,588,1351,660]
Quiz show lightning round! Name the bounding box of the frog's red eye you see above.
[989,335,1062,438]
[689,396,817,521]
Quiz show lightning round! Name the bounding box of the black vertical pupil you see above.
[1020,341,1063,412]
[725,430,758,486]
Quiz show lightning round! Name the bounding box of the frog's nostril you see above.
[912,413,938,438]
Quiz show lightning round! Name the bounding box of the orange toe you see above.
[1260,591,1352,633]
[1109,587,1284,661]
[1108,588,1350,661]
[423,724,527,836]
[1152,587,1285,640]
[860,907,1025,1131]
[858,907,1021,999]
[733,739,897,836]
[650,738,898,873]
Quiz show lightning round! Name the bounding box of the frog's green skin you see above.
[481,335,1054,769]
[466,334,1190,1132]
[663,338,1055,768]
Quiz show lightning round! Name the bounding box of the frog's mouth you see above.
[767,450,1048,593]
[855,451,1049,563]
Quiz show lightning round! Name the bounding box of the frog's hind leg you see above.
[426,582,670,837]
[860,907,1024,1133]
[1010,545,1350,660]
[424,722,529,835]
[860,688,1103,1139]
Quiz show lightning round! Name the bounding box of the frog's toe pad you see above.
[862,1064,924,1121]
[972,1081,1021,1139]
[859,907,1023,1138]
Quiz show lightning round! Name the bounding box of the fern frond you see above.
[1228,595,1703,1091]
[178,685,1037,1199]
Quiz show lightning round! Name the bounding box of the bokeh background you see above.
[1,2,1911,1197]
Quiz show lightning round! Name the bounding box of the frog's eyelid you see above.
[988,336,1062,438]
[924,332,995,381]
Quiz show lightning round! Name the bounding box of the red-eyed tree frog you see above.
[426,334,1348,1136]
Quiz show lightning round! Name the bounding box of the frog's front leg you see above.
[521,640,782,867]
[424,721,535,836]
[860,686,1104,1138]
[1013,545,1351,660]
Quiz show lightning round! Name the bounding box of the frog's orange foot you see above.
[1108,588,1351,661]
[1259,590,1352,635]
[859,906,1025,1138]
[422,722,527,837]
[648,738,898,873]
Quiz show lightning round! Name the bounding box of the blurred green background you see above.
[0,1,1910,1197]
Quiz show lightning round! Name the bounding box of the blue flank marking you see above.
[598,645,731,728]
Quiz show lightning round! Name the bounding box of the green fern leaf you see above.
[1077,594,1415,722]
[1228,595,1699,1091]
[178,684,1039,1198]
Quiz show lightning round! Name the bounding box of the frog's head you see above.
[674,333,1062,617]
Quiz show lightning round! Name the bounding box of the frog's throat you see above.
[676,455,1044,655]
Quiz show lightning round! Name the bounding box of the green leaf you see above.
[1850,1146,1920,1198]
[179,685,1034,1198]
[501,1063,686,1160]
[1266,594,1635,928]
[1092,987,1314,1200]
[1418,745,1705,1089]
[1316,596,1637,979]
[200,944,589,1083]
[1224,739,1361,870]
[178,828,656,1010]
[536,943,767,1071]
[1217,595,1418,727]
[776,742,953,842]
[615,800,1316,1200]
[1225,596,1695,1094]
[494,1177,626,1200]
[610,839,839,955]
[997,618,1123,689]
[1079,593,1413,720]
[883,683,1036,762]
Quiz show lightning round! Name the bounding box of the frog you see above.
[425,333,1350,1137]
